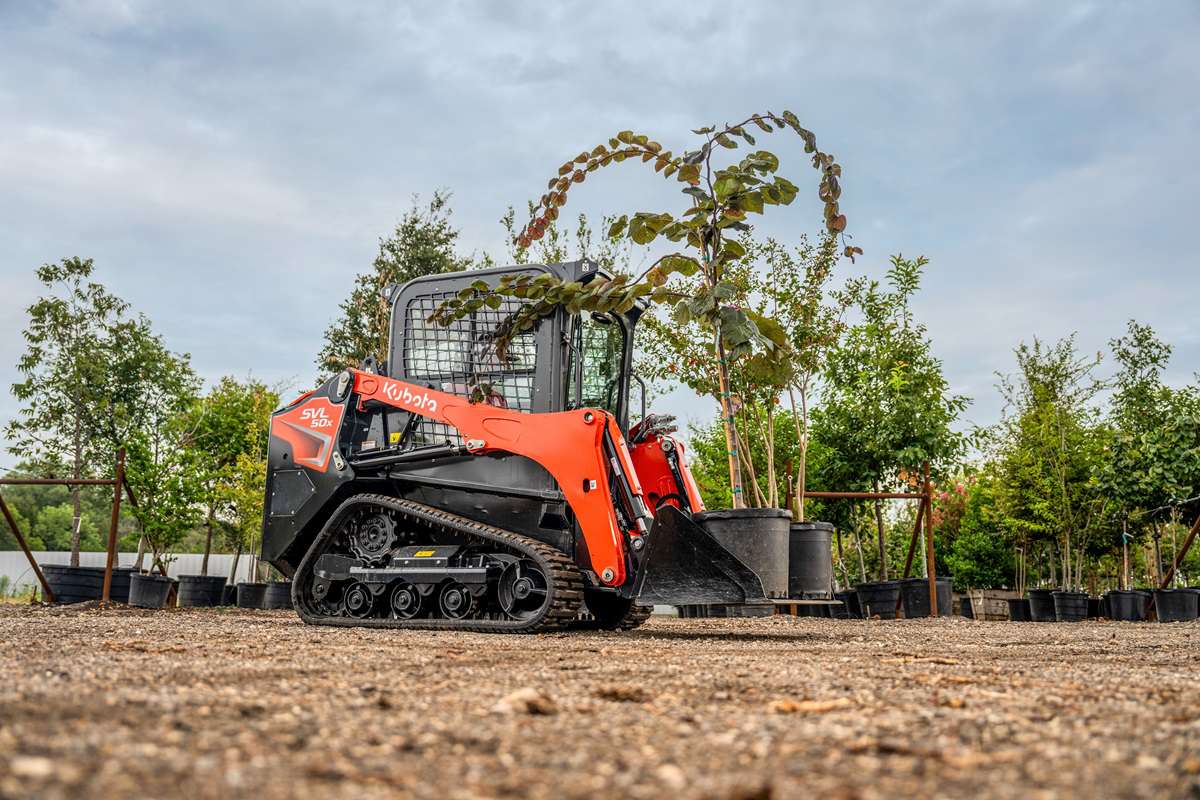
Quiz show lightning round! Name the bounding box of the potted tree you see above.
[220,448,272,609]
[432,112,851,482]
[811,257,969,617]
[177,378,278,606]
[125,381,202,609]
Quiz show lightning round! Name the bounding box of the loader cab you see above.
[387,260,642,433]
[380,260,643,546]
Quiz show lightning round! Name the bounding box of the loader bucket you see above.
[632,505,773,609]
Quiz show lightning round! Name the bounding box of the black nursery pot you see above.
[1027,588,1057,622]
[237,582,268,609]
[128,573,176,609]
[221,584,238,606]
[855,581,901,619]
[1106,590,1149,622]
[1007,598,1032,621]
[106,567,136,603]
[262,581,293,610]
[40,564,105,604]
[1052,591,1088,622]
[1153,589,1199,623]
[1086,596,1103,619]
[177,575,227,607]
[695,508,791,599]
[787,521,835,600]
[834,589,861,619]
[899,577,953,618]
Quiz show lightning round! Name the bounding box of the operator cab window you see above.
[567,312,626,420]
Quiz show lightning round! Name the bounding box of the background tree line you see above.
[9,190,1200,596]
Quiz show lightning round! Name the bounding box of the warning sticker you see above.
[389,431,402,444]
[413,549,436,557]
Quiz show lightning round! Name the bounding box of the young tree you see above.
[8,258,128,566]
[1098,321,1200,585]
[812,256,969,579]
[126,426,204,573]
[121,340,201,572]
[757,234,857,518]
[184,377,280,575]
[992,335,1108,590]
[943,468,1015,589]
[219,449,272,583]
[429,112,856,508]
[317,192,474,376]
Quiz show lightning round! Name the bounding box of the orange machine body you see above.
[350,370,650,588]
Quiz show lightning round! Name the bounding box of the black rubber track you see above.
[291,493,584,633]
[572,591,652,631]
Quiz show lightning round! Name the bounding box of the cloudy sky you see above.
[1,1,1198,467]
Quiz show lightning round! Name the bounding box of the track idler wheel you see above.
[497,559,549,621]
[389,580,422,620]
[438,581,475,620]
[343,581,376,618]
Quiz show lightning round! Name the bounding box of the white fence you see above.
[0,551,258,593]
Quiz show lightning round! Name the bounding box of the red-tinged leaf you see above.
[571,169,585,183]
[829,214,847,232]
[558,163,573,176]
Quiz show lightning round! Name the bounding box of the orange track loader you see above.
[262,261,774,631]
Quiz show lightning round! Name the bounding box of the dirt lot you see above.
[0,606,1197,800]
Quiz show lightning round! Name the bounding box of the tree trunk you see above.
[765,408,776,508]
[853,526,867,583]
[228,543,242,585]
[134,535,147,571]
[713,331,745,509]
[200,506,214,577]
[873,479,887,581]
[834,528,850,589]
[788,387,808,521]
[1152,534,1163,586]
[1063,527,1072,590]
[70,423,83,567]
[735,425,767,507]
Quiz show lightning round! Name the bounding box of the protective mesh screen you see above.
[402,292,537,446]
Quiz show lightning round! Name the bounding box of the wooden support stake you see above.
[924,462,938,616]
[0,492,54,603]
[901,500,926,579]
[1160,510,1200,589]
[101,448,126,604]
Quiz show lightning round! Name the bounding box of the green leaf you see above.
[661,254,701,277]
[713,175,740,200]
[739,190,764,215]
[722,239,746,259]
[607,215,628,238]
[711,281,737,300]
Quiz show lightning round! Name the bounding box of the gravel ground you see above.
[0,605,1197,800]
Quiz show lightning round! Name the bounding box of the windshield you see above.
[567,313,626,419]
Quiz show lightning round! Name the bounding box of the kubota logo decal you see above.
[380,380,438,413]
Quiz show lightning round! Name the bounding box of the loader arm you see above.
[351,370,651,588]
